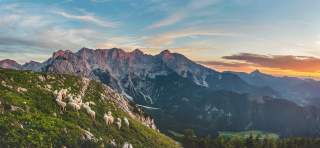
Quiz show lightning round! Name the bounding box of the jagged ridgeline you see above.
[0,68,179,148]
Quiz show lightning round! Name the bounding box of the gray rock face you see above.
[22,61,43,72]
[0,48,277,105]
[38,48,220,104]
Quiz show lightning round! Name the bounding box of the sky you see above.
[0,0,320,78]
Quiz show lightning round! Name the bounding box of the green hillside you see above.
[0,68,180,148]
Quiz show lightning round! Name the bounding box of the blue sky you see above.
[0,0,320,77]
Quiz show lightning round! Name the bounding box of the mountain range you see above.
[230,70,320,106]
[2,48,320,137]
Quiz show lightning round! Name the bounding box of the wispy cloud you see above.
[54,11,118,28]
[145,27,239,46]
[198,60,253,72]
[147,0,220,29]
[147,12,185,29]
[0,3,108,62]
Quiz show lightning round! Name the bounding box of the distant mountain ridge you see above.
[0,59,22,70]
[229,70,320,106]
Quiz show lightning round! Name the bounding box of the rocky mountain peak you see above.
[251,69,261,74]
[159,49,174,60]
[79,47,91,52]
[160,49,171,54]
[131,49,144,55]
[0,59,21,70]
[52,50,73,59]
[0,59,18,64]
[22,61,43,71]
[250,69,271,78]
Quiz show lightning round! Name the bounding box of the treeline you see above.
[178,129,320,148]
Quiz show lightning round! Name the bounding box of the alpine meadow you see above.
[1,0,320,148]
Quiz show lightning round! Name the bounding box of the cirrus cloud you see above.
[147,0,220,29]
[53,11,118,28]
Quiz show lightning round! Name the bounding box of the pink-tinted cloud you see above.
[221,53,320,72]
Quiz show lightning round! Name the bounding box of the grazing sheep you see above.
[87,109,95,120]
[115,118,122,129]
[53,90,58,96]
[68,102,81,111]
[122,142,133,148]
[82,102,91,111]
[17,87,27,93]
[88,101,96,106]
[38,75,45,81]
[61,89,68,95]
[76,104,81,110]
[56,100,67,111]
[73,98,82,106]
[56,95,63,102]
[123,117,129,128]
[103,111,114,125]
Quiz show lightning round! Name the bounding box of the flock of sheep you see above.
[53,87,133,147]
[1,74,158,147]
[54,88,130,129]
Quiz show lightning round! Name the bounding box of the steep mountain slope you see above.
[135,72,320,137]
[0,68,179,147]
[231,70,320,106]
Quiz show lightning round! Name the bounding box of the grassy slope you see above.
[0,69,179,148]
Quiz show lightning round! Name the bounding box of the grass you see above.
[0,68,180,147]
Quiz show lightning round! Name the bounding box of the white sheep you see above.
[68,102,81,111]
[103,111,114,125]
[56,100,66,111]
[87,109,95,120]
[82,102,91,111]
[74,98,82,106]
[56,95,63,102]
[123,117,129,128]
[61,89,68,95]
[17,87,27,93]
[115,118,122,129]
[88,101,96,106]
[53,90,58,96]
[122,142,133,148]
